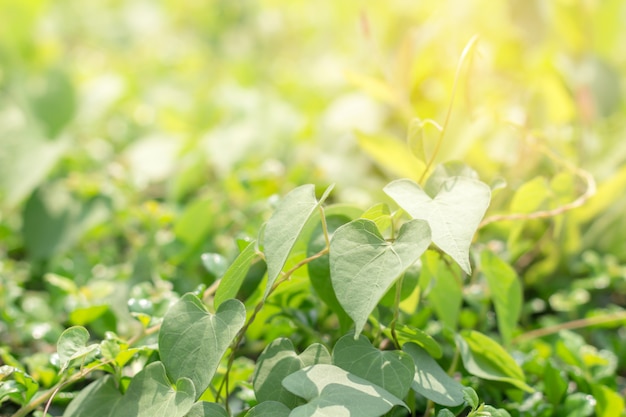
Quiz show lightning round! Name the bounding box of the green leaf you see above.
[403,343,465,407]
[63,376,121,417]
[184,401,229,417]
[386,323,442,359]
[201,253,229,278]
[423,161,479,198]
[480,251,522,346]
[57,326,99,372]
[214,240,259,307]
[253,338,331,407]
[0,366,39,405]
[361,203,392,232]
[562,392,596,417]
[330,219,431,337]
[332,334,414,399]
[282,364,408,417]
[356,131,425,181]
[423,250,463,330]
[159,294,246,398]
[407,118,442,163]
[112,362,195,417]
[244,401,291,417]
[592,384,625,417]
[307,214,353,332]
[30,68,76,138]
[543,359,567,406]
[264,184,333,298]
[384,176,491,274]
[462,386,479,410]
[69,305,109,326]
[456,330,533,393]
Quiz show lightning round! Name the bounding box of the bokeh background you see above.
[1,0,626,404]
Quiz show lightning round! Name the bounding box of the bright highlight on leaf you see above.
[282,364,408,417]
[384,176,491,274]
[330,219,431,337]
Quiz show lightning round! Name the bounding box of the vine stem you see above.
[512,310,626,344]
[479,133,597,228]
[217,208,332,406]
[418,34,479,184]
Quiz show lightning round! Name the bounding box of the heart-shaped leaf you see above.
[282,364,408,417]
[384,176,491,274]
[112,362,195,417]
[403,343,464,406]
[159,294,246,398]
[264,184,333,298]
[214,240,259,307]
[244,401,291,417]
[253,338,331,407]
[456,330,533,393]
[332,334,414,399]
[57,326,99,373]
[184,401,229,417]
[330,219,431,336]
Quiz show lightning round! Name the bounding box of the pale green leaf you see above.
[57,326,99,372]
[332,334,414,399]
[112,362,195,417]
[244,401,291,417]
[407,118,442,163]
[361,203,392,233]
[159,294,246,398]
[481,251,522,346]
[283,364,408,417]
[384,177,490,274]
[264,184,333,298]
[330,219,431,337]
[403,343,464,407]
[214,240,259,307]
[456,330,533,393]
[388,323,442,359]
[184,401,229,417]
[253,338,331,408]
[356,131,425,182]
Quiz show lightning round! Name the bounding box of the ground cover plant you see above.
[1,1,626,416]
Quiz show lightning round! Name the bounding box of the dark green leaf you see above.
[403,343,464,407]
[244,401,291,417]
[332,334,414,399]
[330,219,431,336]
[112,362,195,417]
[159,294,246,398]
[253,338,331,408]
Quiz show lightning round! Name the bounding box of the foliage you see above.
[2,1,626,417]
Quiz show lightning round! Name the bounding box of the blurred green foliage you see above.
[1,0,626,415]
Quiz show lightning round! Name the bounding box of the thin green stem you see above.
[217,245,330,404]
[418,35,479,184]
